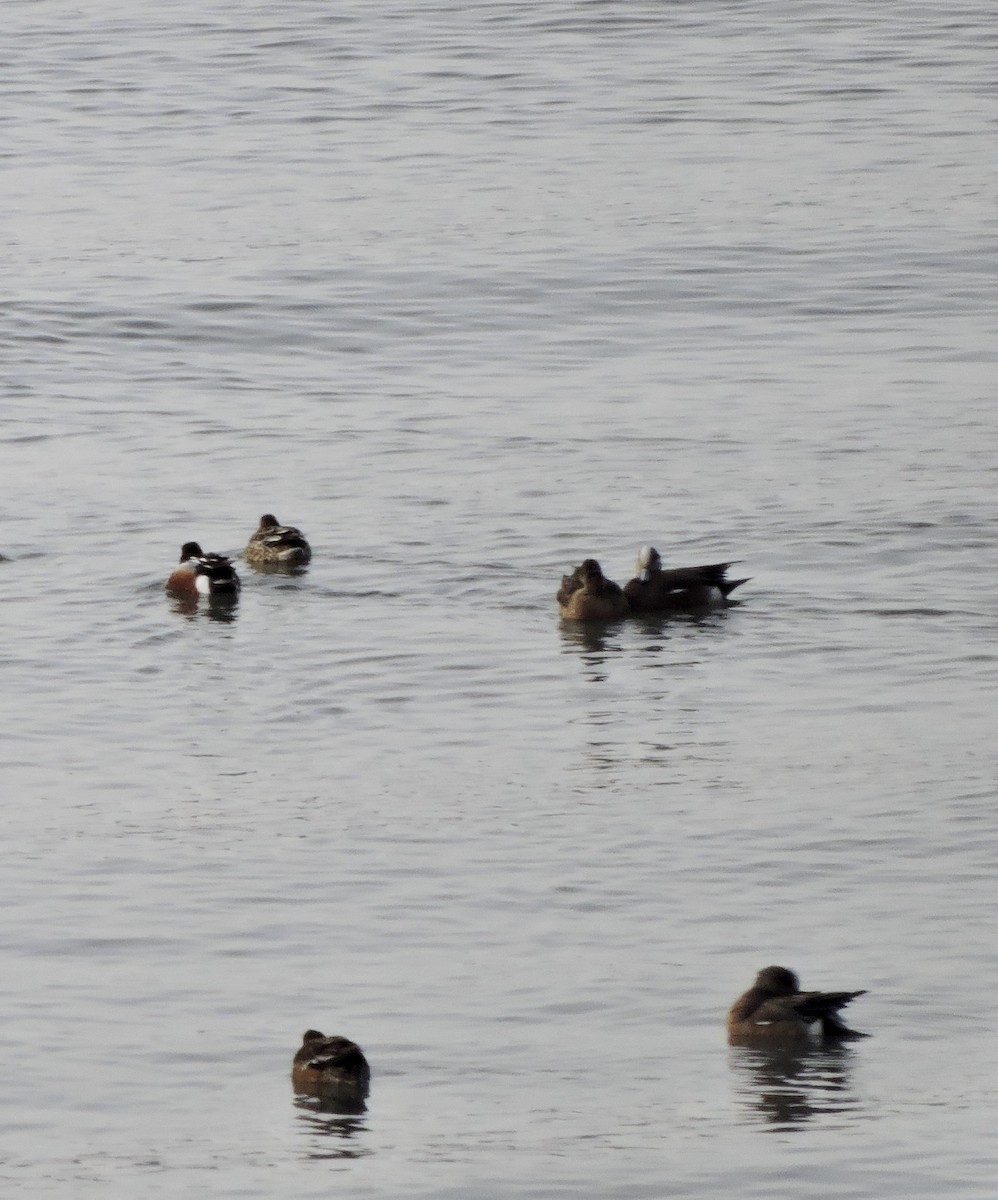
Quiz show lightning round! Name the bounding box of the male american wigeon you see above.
[291,1030,371,1096]
[244,513,312,567]
[623,545,749,614]
[165,542,241,600]
[557,558,630,621]
[727,966,868,1045]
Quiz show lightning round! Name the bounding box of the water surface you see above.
[2,1,997,1196]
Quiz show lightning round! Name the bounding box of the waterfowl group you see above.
[290,962,869,1107]
[727,966,867,1045]
[165,513,311,605]
[166,525,748,620]
[558,544,750,620]
[163,522,873,1081]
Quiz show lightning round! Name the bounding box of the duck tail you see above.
[720,576,750,598]
[821,1013,869,1039]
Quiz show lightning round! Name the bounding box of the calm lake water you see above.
[2,1,997,1196]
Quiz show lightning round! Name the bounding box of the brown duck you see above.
[727,966,867,1044]
[291,1030,371,1095]
[244,513,312,568]
[557,558,629,620]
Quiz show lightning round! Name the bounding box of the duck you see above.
[244,513,311,567]
[165,542,241,600]
[291,1030,371,1096]
[557,558,630,620]
[727,965,868,1044]
[623,545,748,614]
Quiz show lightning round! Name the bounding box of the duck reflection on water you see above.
[729,1039,863,1129]
[293,1099,371,1159]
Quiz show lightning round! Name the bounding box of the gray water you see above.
[2,1,997,1196]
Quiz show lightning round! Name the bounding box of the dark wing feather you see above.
[792,989,866,1022]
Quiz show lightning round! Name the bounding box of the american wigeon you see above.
[727,966,867,1044]
[165,542,241,600]
[244,513,311,568]
[623,545,748,614]
[291,1030,371,1096]
[557,558,630,621]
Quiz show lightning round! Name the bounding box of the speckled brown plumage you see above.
[557,559,629,620]
[244,513,312,567]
